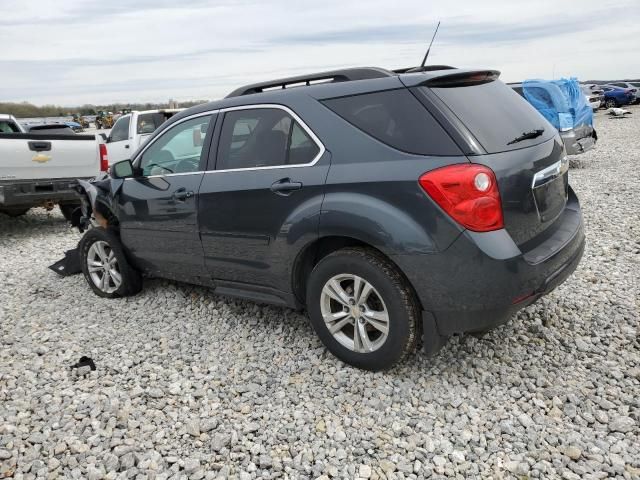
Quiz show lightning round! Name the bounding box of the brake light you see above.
[419,164,504,232]
[99,143,109,172]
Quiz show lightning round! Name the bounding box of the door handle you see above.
[125,145,130,149]
[270,178,303,196]
[173,188,194,201]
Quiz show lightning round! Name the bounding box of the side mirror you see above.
[111,159,134,179]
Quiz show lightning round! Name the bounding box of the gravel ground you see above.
[1,107,639,480]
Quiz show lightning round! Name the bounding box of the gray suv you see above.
[74,66,585,371]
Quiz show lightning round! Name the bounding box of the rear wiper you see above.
[507,128,545,145]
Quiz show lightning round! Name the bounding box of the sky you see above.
[1,0,639,106]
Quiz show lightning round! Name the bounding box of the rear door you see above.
[198,105,329,292]
[106,114,132,163]
[116,113,215,280]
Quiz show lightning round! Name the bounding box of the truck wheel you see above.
[0,207,30,217]
[59,203,80,222]
[79,227,142,298]
[306,248,419,371]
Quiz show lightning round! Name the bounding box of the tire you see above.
[0,207,30,217]
[79,227,142,298]
[605,98,618,108]
[59,203,80,222]
[306,247,419,371]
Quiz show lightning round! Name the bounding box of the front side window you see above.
[216,108,320,170]
[139,115,212,176]
[110,116,130,142]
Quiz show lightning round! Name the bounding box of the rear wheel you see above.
[79,227,142,298]
[307,248,419,371]
[0,207,30,217]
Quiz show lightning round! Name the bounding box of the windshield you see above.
[137,112,173,135]
[428,80,554,153]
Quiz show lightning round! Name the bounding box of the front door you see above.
[198,106,329,293]
[116,113,215,282]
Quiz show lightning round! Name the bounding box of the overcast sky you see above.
[1,0,639,106]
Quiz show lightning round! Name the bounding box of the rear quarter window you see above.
[321,89,461,156]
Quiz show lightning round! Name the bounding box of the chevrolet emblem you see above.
[32,153,52,163]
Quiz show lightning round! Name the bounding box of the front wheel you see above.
[306,248,419,371]
[605,98,618,108]
[79,227,142,298]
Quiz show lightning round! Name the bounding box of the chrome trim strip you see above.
[131,104,326,176]
[531,156,568,189]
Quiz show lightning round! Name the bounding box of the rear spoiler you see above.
[421,70,500,88]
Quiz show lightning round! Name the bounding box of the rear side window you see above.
[428,81,554,153]
[216,108,321,170]
[322,89,460,156]
[137,112,169,134]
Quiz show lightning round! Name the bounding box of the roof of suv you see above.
[174,66,498,122]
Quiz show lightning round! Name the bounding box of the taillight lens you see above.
[419,164,504,232]
[99,144,109,172]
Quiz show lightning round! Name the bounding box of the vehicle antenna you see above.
[420,21,441,69]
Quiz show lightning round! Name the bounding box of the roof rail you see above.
[225,67,395,98]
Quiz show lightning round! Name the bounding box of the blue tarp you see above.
[522,78,593,131]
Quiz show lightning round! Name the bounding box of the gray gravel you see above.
[1,106,639,480]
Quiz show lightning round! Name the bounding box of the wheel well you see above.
[292,236,423,311]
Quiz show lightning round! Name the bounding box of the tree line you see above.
[0,100,209,118]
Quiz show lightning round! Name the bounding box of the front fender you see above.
[73,174,122,231]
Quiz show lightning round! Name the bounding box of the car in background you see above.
[604,82,640,104]
[102,109,184,164]
[509,81,596,155]
[24,124,77,135]
[581,85,603,110]
[600,86,635,108]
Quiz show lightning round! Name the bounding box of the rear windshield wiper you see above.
[507,128,545,145]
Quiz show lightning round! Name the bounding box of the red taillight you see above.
[99,144,109,172]
[419,164,504,232]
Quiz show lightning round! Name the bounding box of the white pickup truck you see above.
[0,113,104,218]
[103,109,183,164]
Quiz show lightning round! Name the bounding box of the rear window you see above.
[0,120,21,133]
[428,81,554,153]
[137,112,171,134]
[322,89,461,156]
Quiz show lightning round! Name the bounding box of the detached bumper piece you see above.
[49,248,82,277]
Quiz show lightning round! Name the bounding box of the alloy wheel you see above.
[87,240,122,294]
[319,274,389,353]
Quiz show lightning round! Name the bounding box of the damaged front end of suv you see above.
[49,174,122,276]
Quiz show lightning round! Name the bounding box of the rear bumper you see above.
[561,126,596,155]
[0,178,88,208]
[392,187,585,336]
